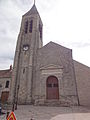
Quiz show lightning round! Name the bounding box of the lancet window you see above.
[25,20,28,33]
[29,20,33,33]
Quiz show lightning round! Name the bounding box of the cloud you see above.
[62,42,90,48]
[0,58,13,70]
[0,0,20,69]
[0,0,90,69]
[71,42,90,48]
[0,0,38,69]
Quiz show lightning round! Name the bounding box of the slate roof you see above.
[39,41,71,51]
[0,68,12,78]
[23,4,39,16]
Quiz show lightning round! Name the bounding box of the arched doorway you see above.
[46,76,59,99]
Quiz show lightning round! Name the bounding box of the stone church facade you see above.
[7,4,90,106]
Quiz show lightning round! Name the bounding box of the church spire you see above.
[23,1,39,17]
[34,0,35,5]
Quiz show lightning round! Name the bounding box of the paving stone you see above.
[1,105,90,120]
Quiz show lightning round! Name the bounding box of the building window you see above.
[29,20,33,33]
[0,84,2,88]
[25,20,28,33]
[47,84,52,87]
[23,68,25,73]
[5,81,9,88]
[53,83,58,87]
[39,24,42,39]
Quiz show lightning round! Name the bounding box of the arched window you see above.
[23,68,25,73]
[29,20,33,33]
[39,24,42,39]
[5,81,9,88]
[25,20,28,33]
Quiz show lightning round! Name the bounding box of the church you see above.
[6,4,90,107]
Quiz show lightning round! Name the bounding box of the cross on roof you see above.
[34,0,35,5]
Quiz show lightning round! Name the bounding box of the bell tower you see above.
[9,4,43,104]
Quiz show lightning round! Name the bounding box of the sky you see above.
[0,0,90,69]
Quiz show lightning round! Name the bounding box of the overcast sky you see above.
[0,0,90,69]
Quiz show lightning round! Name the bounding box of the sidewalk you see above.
[51,113,90,120]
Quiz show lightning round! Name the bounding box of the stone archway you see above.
[46,76,59,99]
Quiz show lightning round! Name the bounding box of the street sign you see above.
[7,112,16,120]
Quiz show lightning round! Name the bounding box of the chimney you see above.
[10,65,12,70]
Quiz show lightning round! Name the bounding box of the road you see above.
[1,105,90,120]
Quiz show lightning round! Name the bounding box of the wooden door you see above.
[1,91,9,103]
[46,76,59,99]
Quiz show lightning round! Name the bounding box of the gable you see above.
[37,41,72,68]
[40,41,71,52]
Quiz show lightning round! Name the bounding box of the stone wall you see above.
[33,42,78,106]
[74,60,90,106]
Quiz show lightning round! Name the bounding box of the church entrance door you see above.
[46,76,59,99]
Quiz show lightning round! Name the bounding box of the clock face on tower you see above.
[23,44,29,51]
